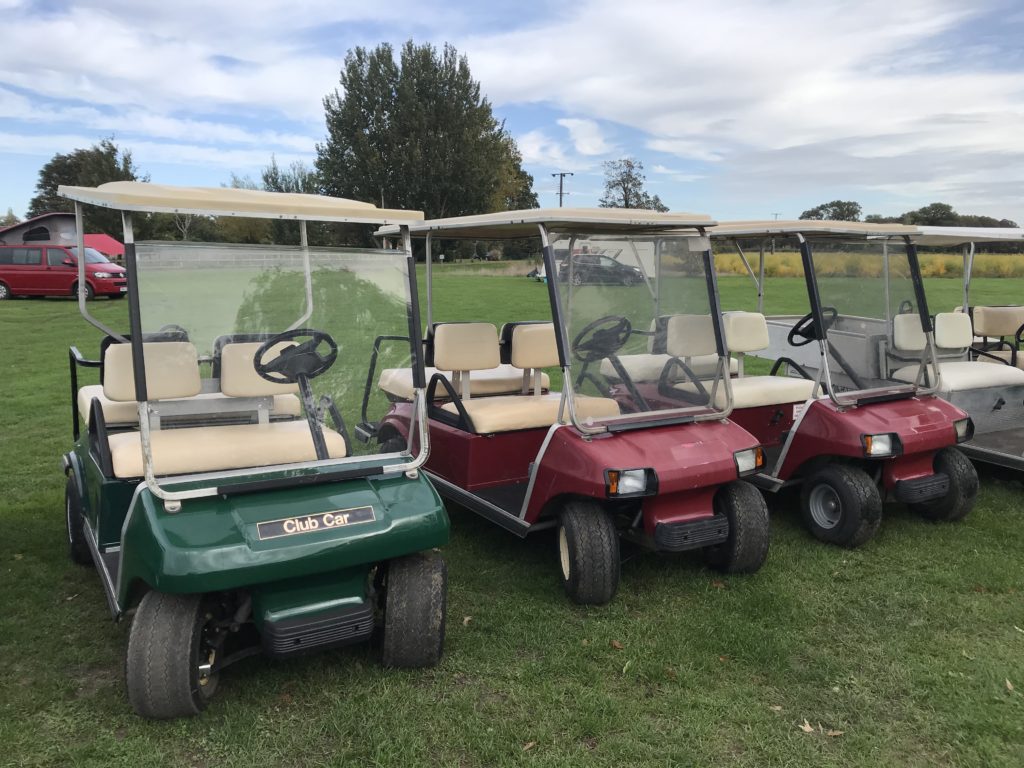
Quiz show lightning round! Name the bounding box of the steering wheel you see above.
[254,328,338,384]
[788,307,839,347]
[897,299,914,314]
[571,315,633,363]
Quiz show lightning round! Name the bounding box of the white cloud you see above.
[556,118,614,155]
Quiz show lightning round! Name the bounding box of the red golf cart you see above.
[363,209,770,605]
[708,222,977,547]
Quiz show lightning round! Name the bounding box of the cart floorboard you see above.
[963,427,1024,470]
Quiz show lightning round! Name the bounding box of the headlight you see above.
[953,417,974,443]
[93,271,113,278]
[605,468,657,497]
[861,433,902,457]
[733,447,765,476]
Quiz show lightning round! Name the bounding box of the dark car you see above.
[0,244,127,300]
[557,252,644,286]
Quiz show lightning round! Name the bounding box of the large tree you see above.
[316,41,536,222]
[28,139,146,236]
[799,200,862,221]
[0,208,18,227]
[598,158,668,211]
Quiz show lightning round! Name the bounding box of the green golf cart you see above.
[60,182,448,719]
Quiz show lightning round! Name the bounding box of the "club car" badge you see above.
[256,506,375,541]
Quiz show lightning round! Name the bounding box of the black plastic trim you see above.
[87,397,114,477]
[69,346,101,440]
[123,243,148,403]
[541,242,570,367]
[798,238,826,342]
[702,250,727,357]
[406,253,426,389]
[360,334,411,422]
[654,516,729,552]
[904,239,933,334]
[425,372,474,431]
[262,602,374,658]
[893,473,949,503]
[216,465,384,496]
[427,473,532,537]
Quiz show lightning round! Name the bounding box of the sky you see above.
[1,0,1023,223]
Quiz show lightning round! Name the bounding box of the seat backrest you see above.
[510,323,559,369]
[219,342,300,397]
[893,314,927,352]
[433,322,500,372]
[973,306,1024,338]
[723,312,770,354]
[934,312,972,349]
[103,341,202,402]
[664,314,719,358]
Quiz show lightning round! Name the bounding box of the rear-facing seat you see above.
[673,312,817,408]
[434,322,619,433]
[77,340,302,425]
[92,341,345,478]
[379,364,550,400]
[890,312,1024,391]
[971,306,1024,369]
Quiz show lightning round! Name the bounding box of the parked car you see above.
[557,252,644,286]
[0,244,127,300]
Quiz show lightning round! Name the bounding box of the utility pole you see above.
[552,172,574,207]
[772,212,781,220]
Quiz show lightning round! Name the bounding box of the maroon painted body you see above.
[377,403,760,534]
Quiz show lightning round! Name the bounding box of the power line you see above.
[552,172,574,207]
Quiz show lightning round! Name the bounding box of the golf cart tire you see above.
[557,500,620,605]
[380,434,407,454]
[704,481,770,574]
[800,465,882,548]
[65,475,92,566]
[126,591,218,719]
[910,448,978,523]
[382,553,447,668]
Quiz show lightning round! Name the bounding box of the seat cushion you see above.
[441,392,620,433]
[598,354,737,382]
[976,350,1024,370]
[107,420,347,478]
[891,361,1024,392]
[674,375,817,409]
[78,385,301,424]
[379,365,550,400]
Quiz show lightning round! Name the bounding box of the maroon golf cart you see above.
[360,209,770,605]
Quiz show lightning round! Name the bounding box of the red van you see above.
[0,244,127,300]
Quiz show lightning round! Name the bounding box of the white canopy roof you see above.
[912,226,1024,246]
[58,181,424,224]
[377,207,715,239]
[711,220,919,238]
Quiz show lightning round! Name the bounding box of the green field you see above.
[2,272,1023,767]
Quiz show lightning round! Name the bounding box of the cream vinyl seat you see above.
[673,312,817,408]
[379,363,550,401]
[597,316,737,382]
[435,322,619,433]
[891,312,1024,391]
[971,306,1024,369]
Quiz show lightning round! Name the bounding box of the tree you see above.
[28,139,147,236]
[316,41,535,226]
[799,200,862,221]
[598,158,668,211]
[901,202,958,226]
[0,208,18,227]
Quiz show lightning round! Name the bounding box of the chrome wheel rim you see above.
[809,484,842,530]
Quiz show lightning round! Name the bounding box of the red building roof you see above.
[83,233,124,257]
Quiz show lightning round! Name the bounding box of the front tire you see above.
[557,500,620,605]
[72,282,95,300]
[125,591,219,719]
[65,476,92,566]
[0,281,10,300]
[381,553,447,668]
[910,448,978,522]
[800,465,882,548]
[704,481,770,573]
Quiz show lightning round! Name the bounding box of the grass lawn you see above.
[1,273,1023,767]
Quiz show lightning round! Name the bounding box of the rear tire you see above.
[65,475,92,566]
[557,500,620,605]
[380,434,407,453]
[0,281,10,300]
[800,465,882,548]
[381,553,447,668]
[704,481,770,574]
[910,448,978,522]
[125,591,219,719]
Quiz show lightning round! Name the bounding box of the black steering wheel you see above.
[897,299,914,314]
[254,328,338,384]
[571,315,633,363]
[788,307,839,347]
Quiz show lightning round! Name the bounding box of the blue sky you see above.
[1,0,1023,223]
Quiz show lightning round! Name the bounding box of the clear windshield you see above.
[555,231,726,426]
[68,246,112,264]
[134,241,418,467]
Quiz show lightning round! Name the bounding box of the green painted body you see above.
[67,440,448,617]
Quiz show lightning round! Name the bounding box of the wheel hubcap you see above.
[558,527,571,580]
[809,484,842,529]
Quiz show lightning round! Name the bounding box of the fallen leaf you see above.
[962,650,975,660]
[665,667,678,680]
[769,705,783,712]
[826,730,845,738]
[65,593,79,601]
[523,741,537,751]
[622,660,633,674]
[1007,679,1015,693]
[13,554,22,561]
[1015,626,1024,634]
[718,655,730,662]
[799,719,814,734]
[831,686,840,693]
[462,616,472,627]
[610,640,624,650]
[581,639,589,646]
[711,579,726,589]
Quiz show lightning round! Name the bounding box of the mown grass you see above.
[1,274,1023,767]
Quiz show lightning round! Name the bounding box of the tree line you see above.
[799,199,1018,229]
